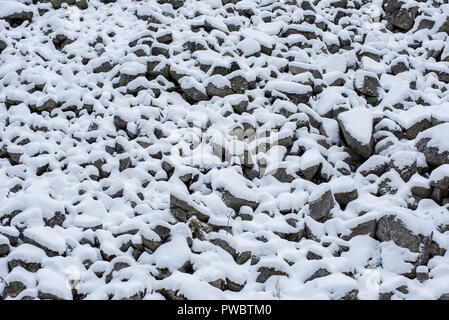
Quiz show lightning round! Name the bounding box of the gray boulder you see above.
[157,0,184,9]
[179,76,208,102]
[219,189,259,212]
[206,76,233,98]
[354,71,381,98]
[383,0,419,32]
[304,268,331,283]
[170,194,209,222]
[256,267,288,283]
[338,109,374,159]
[51,0,88,9]
[415,124,449,167]
[309,184,334,221]
[376,215,431,266]
[0,39,7,53]
[0,5,33,28]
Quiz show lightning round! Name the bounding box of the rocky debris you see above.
[0,1,33,27]
[256,267,288,283]
[389,151,419,182]
[22,227,66,257]
[7,244,45,273]
[0,38,7,53]
[170,194,209,222]
[0,237,10,257]
[219,189,258,212]
[338,109,373,159]
[2,280,27,299]
[304,268,331,283]
[376,214,431,266]
[330,176,358,208]
[179,77,208,102]
[265,80,312,105]
[205,75,233,98]
[51,0,89,9]
[416,124,449,167]
[342,218,377,240]
[383,0,419,32]
[306,251,322,260]
[157,0,184,9]
[309,184,334,221]
[357,155,389,177]
[0,0,448,301]
[416,266,429,283]
[354,71,381,100]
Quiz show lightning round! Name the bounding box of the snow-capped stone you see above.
[265,80,312,105]
[157,0,184,9]
[338,109,373,159]
[0,0,448,301]
[375,213,432,265]
[170,194,210,222]
[0,1,33,27]
[330,176,358,208]
[37,269,72,300]
[389,151,420,182]
[2,267,36,299]
[0,235,10,257]
[357,155,390,177]
[7,244,46,273]
[383,0,418,32]
[0,37,7,53]
[51,0,88,9]
[212,168,259,212]
[205,75,233,98]
[429,164,449,190]
[309,184,334,221]
[289,62,323,79]
[354,70,381,98]
[23,227,67,257]
[416,124,449,167]
[256,267,288,284]
[179,76,208,102]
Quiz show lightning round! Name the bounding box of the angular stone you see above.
[309,185,334,221]
[383,0,418,32]
[0,39,7,53]
[157,0,184,9]
[1,6,33,28]
[304,268,331,283]
[343,219,376,240]
[333,189,358,207]
[390,151,418,182]
[338,109,374,159]
[219,189,259,213]
[415,124,449,167]
[170,194,209,222]
[376,215,431,265]
[206,76,233,98]
[357,155,389,177]
[2,281,27,299]
[256,267,288,283]
[354,71,381,98]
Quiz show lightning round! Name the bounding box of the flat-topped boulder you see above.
[0,1,33,27]
[416,124,449,167]
[338,109,374,159]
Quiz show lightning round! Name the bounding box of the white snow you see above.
[338,108,373,145]
[0,1,31,18]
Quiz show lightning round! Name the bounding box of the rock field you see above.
[0,0,449,300]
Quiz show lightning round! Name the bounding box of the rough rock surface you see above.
[0,0,448,301]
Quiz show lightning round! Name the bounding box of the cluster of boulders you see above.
[0,0,449,300]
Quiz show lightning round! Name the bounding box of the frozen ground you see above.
[0,0,449,300]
